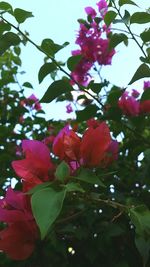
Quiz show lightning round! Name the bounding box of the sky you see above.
[5,0,150,120]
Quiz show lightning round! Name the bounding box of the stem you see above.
[57,210,85,224]
[0,15,103,107]
[111,27,140,38]
[112,1,147,58]
[91,197,128,210]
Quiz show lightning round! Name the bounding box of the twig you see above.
[0,15,103,107]
[111,1,147,58]
[56,210,85,224]
[111,210,123,222]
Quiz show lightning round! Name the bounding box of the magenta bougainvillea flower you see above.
[97,0,108,17]
[0,221,37,260]
[118,91,140,116]
[12,140,55,191]
[85,6,97,18]
[53,125,81,162]
[70,57,92,86]
[53,121,117,169]
[140,100,150,114]
[143,80,150,90]
[28,94,42,111]
[74,23,115,65]
[0,187,38,260]
[131,89,140,98]
[20,94,42,111]
[70,0,115,86]
[80,122,111,167]
[102,140,119,167]
[66,103,73,113]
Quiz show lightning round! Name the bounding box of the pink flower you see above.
[131,89,140,98]
[71,57,92,86]
[0,187,38,260]
[0,222,37,260]
[97,0,108,17]
[34,101,42,111]
[118,92,140,116]
[87,118,100,128]
[70,3,115,86]
[139,100,150,114]
[43,135,55,146]
[102,140,119,167]
[95,38,115,65]
[20,94,42,111]
[143,81,150,90]
[0,187,32,223]
[53,125,81,162]
[74,23,115,65]
[85,6,97,18]
[80,122,111,167]
[28,94,38,102]
[28,94,42,111]
[12,140,55,191]
[66,103,73,113]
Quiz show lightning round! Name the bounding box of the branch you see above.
[111,1,147,59]
[0,15,103,107]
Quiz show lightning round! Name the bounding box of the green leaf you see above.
[119,0,138,6]
[38,62,57,83]
[67,55,82,71]
[122,10,130,24]
[55,161,70,182]
[0,21,11,35]
[14,46,21,56]
[27,182,52,195]
[135,235,150,267]
[12,56,21,66]
[105,106,123,121]
[130,12,150,24]
[0,32,20,55]
[88,81,106,94]
[0,2,13,14]
[76,104,99,122]
[147,47,150,57]
[22,82,33,89]
[109,33,128,49]
[65,182,85,193]
[128,64,150,85]
[94,17,102,24]
[40,79,73,103]
[107,87,123,106]
[140,28,150,43]
[141,89,150,101]
[41,38,69,57]
[130,206,150,266]
[104,11,117,26]
[14,8,33,24]
[31,187,66,239]
[74,168,106,187]
[140,56,150,64]
[129,205,150,235]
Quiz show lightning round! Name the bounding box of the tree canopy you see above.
[0,0,150,266]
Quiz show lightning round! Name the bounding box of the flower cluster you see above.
[118,81,150,116]
[0,188,38,260]
[0,120,118,260]
[71,0,115,86]
[20,94,42,111]
[53,120,118,169]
